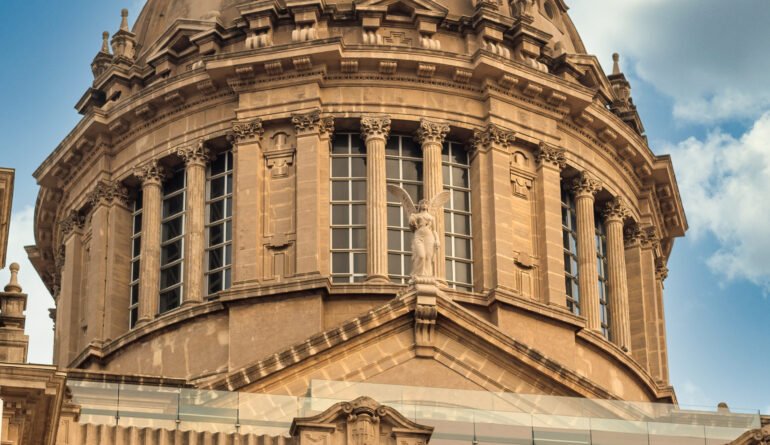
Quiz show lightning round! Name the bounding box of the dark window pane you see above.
[386,159,400,179]
[226,174,233,194]
[351,180,366,201]
[446,261,453,280]
[352,137,366,154]
[209,223,224,246]
[565,276,573,296]
[209,247,223,270]
[385,138,399,156]
[404,230,414,249]
[354,253,366,274]
[332,229,349,249]
[130,283,139,305]
[134,196,143,211]
[209,200,224,223]
[331,181,348,201]
[159,288,181,313]
[453,166,468,188]
[453,190,469,211]
[351,157,366,177]
[388,230,401,251]
[332,252,349,274]
[445,213,452,232]
[208,271,222,295]
[160,263,181,288]
[131,261,140,281]
[224,268,231,289]
[226,197,232,218]
[332,135,350,154]
[388,253,402,276]
[130,308,138,328]
[210,176,225,199]
[351,204,366,225]
[332,276,350,283]
[563,231,570,249]
[387,206,400,226]
[402,160,421,181]
[442,165,450,186]
[225,245,232,265]
[455,238,471,259]
[456,263,472,284]
[210,153,226,175]
[332,205,349,225]
[332,157,348,177]
[455,214,470,235]
[133,213,142,234]
[452,147,468,165]
[133,237,141,257]
[163,194,184,218]
[163,172,185,194]
[441,143,450,162]
[352,228,366,249]
[225,221,232,241]
[403,254,412,274]
[161,240,183,264]
[404,184,422,202]
[353,275,366,283]
[162,217,183,241]
[402,138,420,158]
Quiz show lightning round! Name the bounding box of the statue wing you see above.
[429,190,451,212]
[387,184,416,216]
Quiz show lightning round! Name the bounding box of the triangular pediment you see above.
[355,0,448,18]
[145,19,225,64]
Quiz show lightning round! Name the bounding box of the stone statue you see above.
[386,184,450,279]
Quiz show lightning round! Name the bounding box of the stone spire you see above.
[111,8,137,66]
[0,263,30,363]
[91,31,113,77]
[608,53,644,135]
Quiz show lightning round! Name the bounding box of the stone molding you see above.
[534,142,566,169]
[360,115,391,142]
[232,118,264,142]
[176,140,211,167]
[85,180,129,208]
[601,197,629,223]
[414,118,449,146]
[134,159,166,186]
[471,123,516,152]
[570,171,602,198]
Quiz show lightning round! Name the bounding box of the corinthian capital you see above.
[134,159,166,186]
[415,118,450,146]
[177,140,211,167]
[232,118,264,142]
[471,124,515,152]
[570,171,602,198]
[360,115,391,141]
[59,210,85,236]
[86,180,129,208]
[319,115,335,136]
[534,142,566,169]
[601,197,629,223]
[624,224,658,249]
[292,110,321,135]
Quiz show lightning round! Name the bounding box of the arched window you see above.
[442,141,472,291]
[562,187,579,315]
[330,134,367,283]
[386,135,423,283]
[159,168,185,314]
[205,151,233,296]
[596,216,610,339]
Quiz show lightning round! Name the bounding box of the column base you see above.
[181,299,202,308]
[364,275,391,284]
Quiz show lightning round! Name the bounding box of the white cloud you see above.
[0,206,54,364]
[678,379,716,409]
[568,0,770,123]
[662,112,770,291]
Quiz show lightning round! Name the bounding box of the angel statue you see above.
[387,184,451,279]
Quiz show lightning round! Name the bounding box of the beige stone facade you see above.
[2,0,765,444]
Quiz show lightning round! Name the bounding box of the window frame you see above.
[159,168,186,314]
[128,197,142,328]
[205,150,234,297]
[562,187,580,315]
[442,140,473,291]
[596,215,610,339]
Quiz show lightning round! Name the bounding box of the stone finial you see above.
[120,9,129,31]
[4,262,21,293]
[612,53,621,75]
[101,31,111,53]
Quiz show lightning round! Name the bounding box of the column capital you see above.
[601,197,629,223]
[471,123,515,152]
[177,140,211,168]
[232,118,264,142]
[58,209,85,236]
[360,115,391,141]
[655,257,669,281]
[624,224,658,249]
[134,159,166,186]
[415,118,450,146]
[319,115,335,136]
[570,171,602,198]
[534,142,566,169]
[85,180,130,209]
[292,109,321,135]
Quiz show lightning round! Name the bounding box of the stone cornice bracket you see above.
[570,171,602,198]
[58,210,85,237]
[85,180,129,208]
[471,123,516,153]
[134,159,166,187]
[177,140,211,167]
[360,115,391,142]
[231,118,264,142]
[601,197,629,223]
[655,257,668,281]
[534,142,566,169]
[415,301,438,357]
[292,109,322,135]
[414,118,450,146]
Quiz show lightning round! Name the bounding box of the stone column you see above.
[230,119,264,286]
[292,110,334,276]
[570,171,602,331]
[655,258,669,383]
[533,143,566,306]
[360,115,391,282]
[134,160,165,326]
[469,124,516,291]
[602,197,631,351]
[178,141,210,305]
[415,118,450,281]
[624,225,659,374]
[57,210,85,365]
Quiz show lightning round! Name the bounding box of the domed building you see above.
[2,0,767,443]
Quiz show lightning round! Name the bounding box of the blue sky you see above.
[0,1,768,414]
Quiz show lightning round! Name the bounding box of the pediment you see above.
[145,19,224,64]
[355,0,448,18]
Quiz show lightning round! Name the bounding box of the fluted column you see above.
[178,141,210,305]
[571,171,602,331]
[415,119,450,281]
[134,160,165,326]
[602,197,631,351]
[360,115,391,282]
[534,143,567,306]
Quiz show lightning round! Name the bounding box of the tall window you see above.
[330,134,367,283]
[596,217,610,339]
[562,188,580,315]
[442,141,472,291]
[159,168,185,314]
[206,151,233,296]
[386,135,423,283]
[129,197,142,328]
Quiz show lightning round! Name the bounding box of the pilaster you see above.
[602,197,631,351]
[533,143,566,306]
[57,212,85,365]
[415,118,450,283]
[624,225,659,376]
[360,115,391,282]
[134,160,165,326]
[469,123,516,292]
[230,118,264,287]
[570,171,602,331]
[177,141,210,305]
